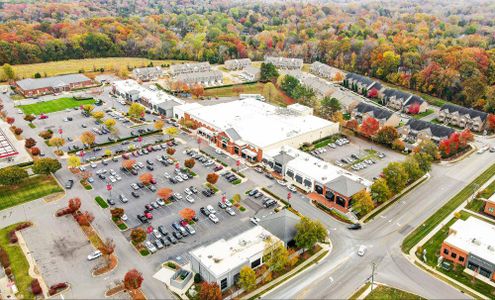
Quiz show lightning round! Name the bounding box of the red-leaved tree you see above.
[359,117,380,137]
[367,88,378,98]
[408,103,420,115]
[124,269,144,290]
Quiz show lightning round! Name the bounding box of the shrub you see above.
[167,262,177,269]
[48,282,68,296]
[139,249,149,256]
[0,248,10,268]
[8,230,18,243]
[14,127,23,135]
[15,222,32,231]
[194,273,202,283]
[39,130,53,139]
[31,279,42,295]
[4,267,12,277]
[30,147,41,156]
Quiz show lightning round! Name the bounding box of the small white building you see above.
[189,226,279,290]
[225,58,252,70]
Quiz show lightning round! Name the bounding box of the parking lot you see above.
[315,136,404,180]
[85,133,279,260]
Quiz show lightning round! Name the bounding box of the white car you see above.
[145,241,157,253]
[115,174,122,181]
[109,176,116,183]
[186,195,195,203]
[90,162,97,168]
[152,229,162,239]
[156,198,165,206]
[287,185,297,193]
[277,180,286,186]
[226,207,236,216]
[184,188,193,195]
[175,175,183,182]
[225,201,232,208]
[164,172,171,179]
[206,205,216,214]
[121,214,128,221]
[215,149,223,155]
[357,245,367,256]
[174,193,183,200]
[131,183,139,190]
[180,173,189,180]
[87,250,102,261]
[250,217,260,225]
[209,214,219,224]
[109,169,116,176]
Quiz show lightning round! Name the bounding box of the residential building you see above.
[14,74,94,97]
[112,80,184,117]
[241,65,261,81]
[132,67,163,81]
[310,61,343,81]
[169,62,211,76]
[175,70,223,87]
[381,89,428,113]
[441,217,495,281]
[399,119,455,144]
[174,98,339,162]
[263,146,372,212]
[258,209,300,245]
[286,71,334,98]
[351,102,400,128]
[343,73,383,96]
[264,56,303,70]
[482,193,495,218]
[189,226,280,291]
[224,58,251,70]
[438,104,488,132]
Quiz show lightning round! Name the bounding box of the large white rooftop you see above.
[189,226,278,278]
[180,98,336,149]
[446,217,495,265]
[112,79,184,106]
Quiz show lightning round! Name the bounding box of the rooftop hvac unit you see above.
[323,164,328,169]
[472,238,481,246]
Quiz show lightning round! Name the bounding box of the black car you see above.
[65,179,74,189]
[137,214,148,223]
[158,225,168,235]
[98,174,106,180]
[190,186,198,194]
[106,198,116,205]
[347,223,362,230]
[131,169,139,175]
[166,234,177,244]
[169,178,178,184]
[131,191,140,198]
[146,165,154,171]
[200,207,210,216]
[160,237,171,247]
[201,190,211,197]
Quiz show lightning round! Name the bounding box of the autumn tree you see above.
[0,166,28,185]
[124,269,143,290]
[179,208,196,221]
[199,282,222,300]
[359,117,380,137]
[104,118,116,130]
[264,238,289,272]
[110,207,125,218]
[231,194,241,205]
[139,172,153,185]
[32,158,62,174]
[130,228,147,244]
[68,197,81,213]
[128,103,145,119]
[239,266,256,291]
[122,159,136,170]
[487,114,495,131]
[153,119,164,131]
[23,114,35,123]
[345,119,359,131]
[382,162,409,194]
[82,104,94,114]
[370,178,391,204]
[165,126,178,139]
[49,137,65,150]
[414,140,440,161]
[30,147,40,156]
[167,147,176,155]
[184,158,195,169]
[206,173,219,185]
[351,190,374,216]
[319,97,342,120]
[1,64,15,80]
[408,103,420,115]
[374,126,399,145]
[412,152,433,173]
[25,138,36,148]
[6,117,15,127]
[402,156,424,182]
[333,72,344,82]
[294,217,327,252]
[391,138,405,151]
[157,188,173,200]
[191,84,205,98]
[80,131,96,146]
[92,111,105,123]
[98,238,116,260]
[367,88,379,98]
[67,155,81,168]
[76,211,94,226]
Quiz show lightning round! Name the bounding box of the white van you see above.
[357,245,367,256]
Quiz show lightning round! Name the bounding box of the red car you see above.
[132,151,139,157]
[145,212,153,219]
[145,204,154,211]
[147,146,154,152]
[179,219,188,227]
[150,178,157,184]
[122,153,130,160]
[38,114,48,119]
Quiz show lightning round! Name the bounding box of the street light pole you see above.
[370,262,376,291]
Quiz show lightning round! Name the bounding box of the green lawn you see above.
[0,223,34,299]
[0,175,63,211]
[18,97,95,115]
[402,163,495,253]
[95,196,109,209]
[365,285,424,300]
[412,109,435,120]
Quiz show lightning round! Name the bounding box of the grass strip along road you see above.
[18,97,95,115]
[402,163,495,253]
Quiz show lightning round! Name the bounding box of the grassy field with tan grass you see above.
[10,57,189,80]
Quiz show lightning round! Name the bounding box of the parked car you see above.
[226,207,236,216]
[208,214,219,224]
[206,205,216,214]
[347,223,362,230]
[65,179,74,189]
[106,198,115,206]
[200,207,210,216]
[87,250,102,261]
[145,241,157,253]
[185,224,196,235]
[357,245,367,256]
[119,194,128,203]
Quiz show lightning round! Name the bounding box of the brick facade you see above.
[440,242,469,266]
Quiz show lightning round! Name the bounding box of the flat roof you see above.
[189,226,278,278]
[112,79,184,106]
[446,217,495,265]
[16,74,90,91]
[0,128,18,159]
[181,98,336,149]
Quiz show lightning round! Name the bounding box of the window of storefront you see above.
[443,249,449,255]
[336,196,346,207]
[451,252,457,259]
[220,278,228,290]
[315,184,323,194]
[325,190,334,200]
[304,178,312,188]
[459,256,464,262]
[480,267,491,278]
[295,175,303,184]
[251,258,261,269]
[286,169,294,179]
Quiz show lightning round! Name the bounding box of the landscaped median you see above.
[349,283,425,300]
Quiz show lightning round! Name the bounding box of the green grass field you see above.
[0,223,34,299]
[204,82,295,106]
[18,97,95,115]
[10,57,187,79]
[365,285,424,300]
[0,175,63,211]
